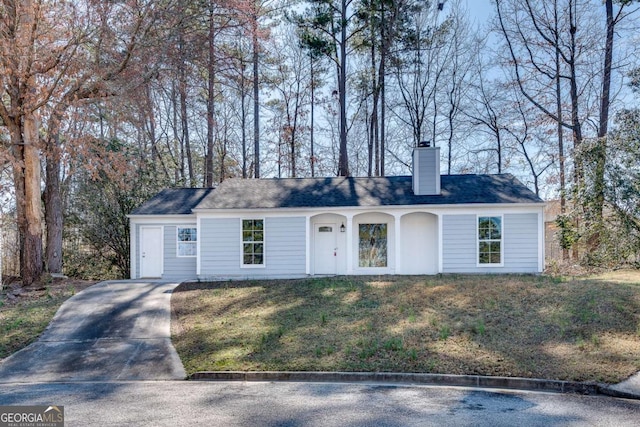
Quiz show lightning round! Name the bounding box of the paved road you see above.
[0,281,185,382]
[1,381,639,426]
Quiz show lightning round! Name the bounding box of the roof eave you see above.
[191,201,545,212]
[127,213,196,219]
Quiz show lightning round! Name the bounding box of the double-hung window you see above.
[242,219,264,266]
[478,216,502,265]
[177,227,197,257]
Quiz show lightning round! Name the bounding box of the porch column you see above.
[346,213,354,274]
[437,213,444,273]
[394,214,402,274]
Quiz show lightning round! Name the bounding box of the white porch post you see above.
[394,214,402,274]
[438,213,444,273]
[346,214,354,274]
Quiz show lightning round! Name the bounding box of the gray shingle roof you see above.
[193,174,543,210]
[130,188,214,215]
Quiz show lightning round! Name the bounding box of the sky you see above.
[464,0,495,27]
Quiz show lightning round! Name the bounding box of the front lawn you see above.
[0,279,96,360]
[171,272,640,384]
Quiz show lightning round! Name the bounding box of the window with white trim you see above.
[242,219,264,266]
[478,216,502,265]
[177,227,197,257]
[358,223,388,267]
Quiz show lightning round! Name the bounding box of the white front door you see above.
[314,223,337,275]
[140,226,163,278]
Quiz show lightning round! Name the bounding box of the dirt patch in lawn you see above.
[171,273,640,384]
[0,277,97,360]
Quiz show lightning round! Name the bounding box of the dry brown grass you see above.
[0,278,96,360]
[171,272,640,384]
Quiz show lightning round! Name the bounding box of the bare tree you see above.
[494,0,580,217]
[465,71,507,174]
[588,0,638,247]
[264,27,314,177]
[295,0,369,176]
[0,0,169,284]
[391,1,444,147]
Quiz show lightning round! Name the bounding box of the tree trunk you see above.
[12,139,26,283]
[372,47,380,177]
[220,124,227,183]
[44,132,63,274]
[337,0,349,177]
[589,0,615,250]
[241,78,248,178]
[291,89,302,178]
[368,22,376,178]
[290,129,297,178]
[378,0,386,177]
[568,2,583,182]
[179,37,195,186]
[310,55,316,178]
[181,83,195,186]
[171,82,185,185]
[599,0,614,141]
[205,1,216,187]
[14,114,44,285]
[554,9,568,260]
[379,27,386,177]
[253,4,261,178]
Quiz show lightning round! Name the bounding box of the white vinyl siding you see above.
[503,213,539,270]
[163,226,197,279]
[442,215,477,273]
[200,218,238,275]
[199,217,306,278]
[442,213,539,274]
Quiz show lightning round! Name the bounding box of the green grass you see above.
[0,281,93,360]
[171,272,640,383]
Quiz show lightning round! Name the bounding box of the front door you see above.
[314,223,337,275]
[140,226,163,278]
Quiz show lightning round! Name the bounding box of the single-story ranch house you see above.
[129,145,545,280]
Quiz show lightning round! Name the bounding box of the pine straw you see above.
[171,272,640,384]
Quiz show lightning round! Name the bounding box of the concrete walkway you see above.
[0,281,186,383]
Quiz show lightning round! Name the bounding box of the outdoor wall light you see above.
[340,223,346,232]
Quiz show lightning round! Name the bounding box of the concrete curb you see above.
[598,386,640,400]
[189,371,634,398]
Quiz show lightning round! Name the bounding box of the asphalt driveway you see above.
[0,281,186,382]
